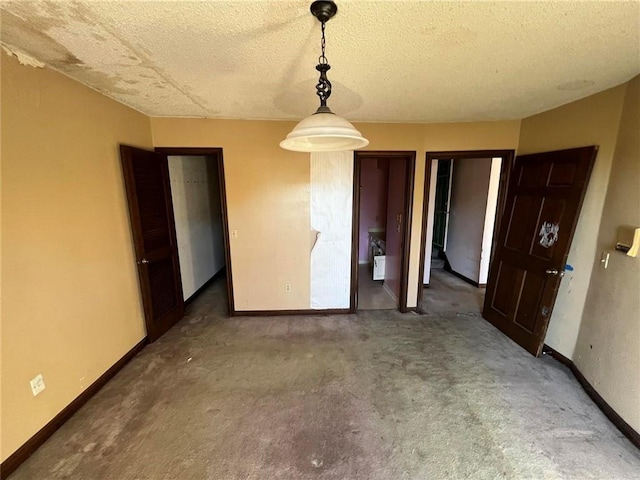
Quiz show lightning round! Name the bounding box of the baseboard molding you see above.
[444,265,481,287]
[233,308,352,317]
[542,344,573,367]
[0,337,148,478]
[184,266,226,305]
[543,344,640,450]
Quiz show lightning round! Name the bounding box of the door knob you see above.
[138,259,149,265]
[546,268,565,277]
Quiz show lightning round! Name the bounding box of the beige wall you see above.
[151,119,311,311]
[350,121,522,307]
[151,119,521,310]
[1,52,152,461]
[573,76,640,431]
[518,84,627,358]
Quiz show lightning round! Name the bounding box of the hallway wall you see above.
[446,157,493,284]
[168,155,225,300]
[358,158,389,263]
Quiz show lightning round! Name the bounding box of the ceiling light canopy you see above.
[280,1,369,153]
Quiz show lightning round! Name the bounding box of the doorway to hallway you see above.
[351,151,415,312]
[120,146,233,342]
[417,150,515,314]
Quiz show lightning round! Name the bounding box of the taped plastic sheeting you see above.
[310,151,353,309]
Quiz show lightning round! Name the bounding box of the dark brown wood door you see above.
[482,146,597,356]
[120,145,184,342]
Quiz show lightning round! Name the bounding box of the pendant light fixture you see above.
[280,1,369,153]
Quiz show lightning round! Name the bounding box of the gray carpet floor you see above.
[421,268,485,316]
[10,275,640,479]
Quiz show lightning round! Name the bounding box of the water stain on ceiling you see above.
[1,0,638,122]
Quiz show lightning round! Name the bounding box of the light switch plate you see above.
[30,374,45,396]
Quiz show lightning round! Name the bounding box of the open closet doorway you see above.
[120,146,233,342]
[351,151,415,312]
[417,150,514,315]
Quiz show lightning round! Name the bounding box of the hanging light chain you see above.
[319,21,327,64]
[315,20,332,110]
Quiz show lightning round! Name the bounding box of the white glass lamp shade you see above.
[280,112,369,152]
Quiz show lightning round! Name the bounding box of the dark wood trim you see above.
[570,365,640,450]
[443,264,485,288]
[416,154,434,310]
[543,344,640,450]
[155,147,235,316]
[417,150,515,314]
[184,267,226,305]
[217,151,235,316]
[350,157,362,313]
[542,344,573,367]
[351,151,416,313]
[155,147,223,156]
[0,338,148,478]
[233,308,351,317]
[399,154,416,313]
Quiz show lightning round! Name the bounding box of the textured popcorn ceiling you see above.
[1,1,639,122]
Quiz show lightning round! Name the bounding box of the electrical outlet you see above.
[30,374,45,396]
[285,283,292,292]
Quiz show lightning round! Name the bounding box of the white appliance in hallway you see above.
[373,255,385,280]
[369,231,386,280]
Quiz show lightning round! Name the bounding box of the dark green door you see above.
[432,159,452,251]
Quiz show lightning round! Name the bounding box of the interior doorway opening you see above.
[351,151,415,312]
[120,146,233,343]
[156,147,234,318]
[417,150,515,315]
[166,154,226,304]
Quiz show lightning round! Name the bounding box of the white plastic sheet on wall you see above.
[310,151,354,309]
